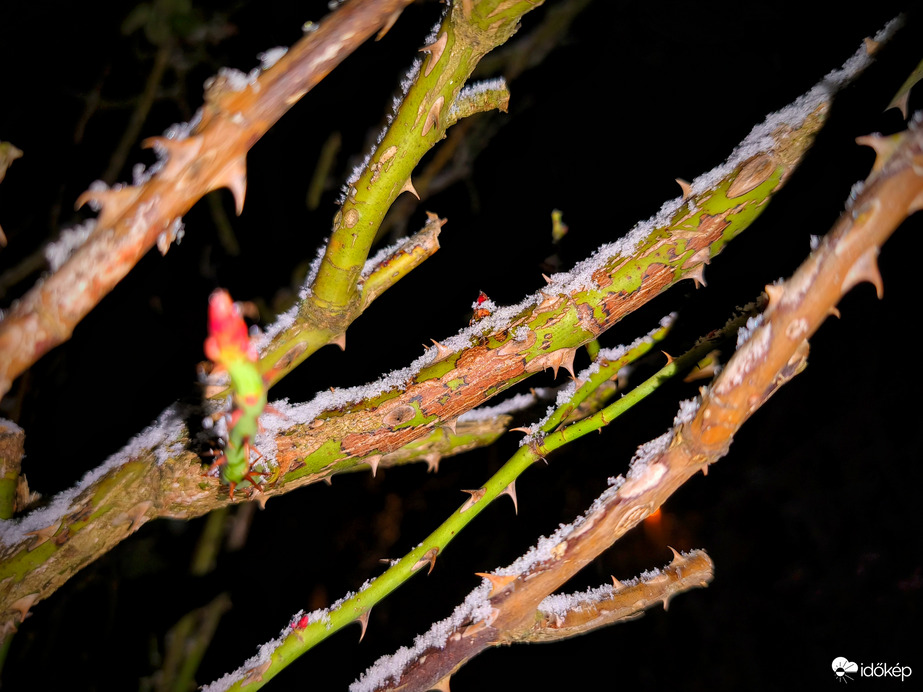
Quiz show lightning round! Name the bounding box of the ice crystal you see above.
[45,220,96,271]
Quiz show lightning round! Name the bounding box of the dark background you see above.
[0,1,920,689]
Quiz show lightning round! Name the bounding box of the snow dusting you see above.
[0,418,23,434]
[205,578,378,691]
[45,220,96,271]
[448,77,508,120]
[673,397,701,427]
[539,583,615,620]
[718,321,773,394]
[735,313,765,349]
[0,404,185,548]
[349,582,493,692]
[258,46,288,70]
[535,18,900,305]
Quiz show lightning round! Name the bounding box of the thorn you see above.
[510,427,533,434]
[8,593,39,623]
[475,572,517,597]
[764,283,785,305]
[422,96,444,137]
[887,91,910,120]
[141,135,203,173]
[459,487,486,513]
[419,31,448,77]
[423,452,441,473]
[25,521,62,550]
[700,463,709,476]
[541,273,553,284]
[356,610,370,642]
[430,675,452,692]
[430,339,453,360]
[675,178,693,201]
[255,492,271,510]
[500,481,518,515]
[856,133,901,173]
[323,476,333,486]
[662,351,675,365]
[442,417,458,435]
[863,36,880,55]
[399,177,419,199]
[375,7,403,40]
[529,346,578,379]
[365,454,382,477]
[214,155,248,215]
[686,263,707,288]
[411,547,439,575]
[75,186,140,229]
[560,347,578,379]
[662,595,671,611]
[611,576,624,589]
[331,333,346,351]
[841,246,884,299]
[828,306,841,319]
[668,546,682,565]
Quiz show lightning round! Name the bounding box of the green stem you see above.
[310,0,533,314]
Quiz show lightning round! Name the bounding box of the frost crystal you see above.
[512,324,532,341]
[45,220,96,271]
[214,67,252,92]
[735,313,765,349]
[350,582,493,692]
[673,397,701,427]
[448,78,508,120]
[258,46,288,71]
[719,322,773,393]
[205,580,377,691]
[627,431,672,478]
[539,583,615,619]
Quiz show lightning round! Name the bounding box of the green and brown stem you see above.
[266,105,825,485]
